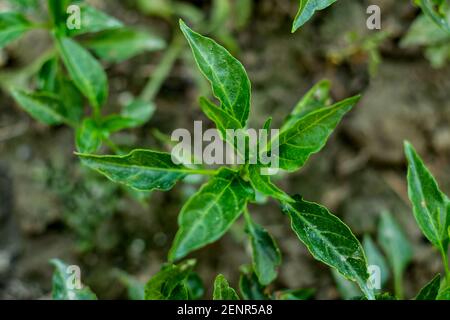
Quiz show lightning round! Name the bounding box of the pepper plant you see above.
[77,20,375,300]
[1,0,165,154]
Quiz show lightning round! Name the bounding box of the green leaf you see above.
[275,96,359,172]
[437,286,450,300]
[122,99,155,125]
[401,13,450,48]
[54,73,84,124]
[102,99,155,134]
[144,260,195,300]
[404,142,450,252]
[282,195,374,299]
[213,274,240,300]
[244,211,281,285]
[168,283,189,299]
[247,165,293,203]
[199,97,243,133]
[417,0,450,34]
[180,20,251,127]
[281,80,331,132]
[169,168,254,261]
[416,274,441,300]
[11,89,71,126]
[56,36,108,110]
[199,97,244,152]
[7,0,39,13]
[363,235,390,287]
[76,118,104,153]
[36,59,85,124]
[85,28,166,62]
[292,0,338,32]
[67,3,123,37]
[239,266,269,300]
[101,116,143,134]
[50,259,97,300]
[0,12,32,49]
[185,272,205,300]
[377,212,413,291]
[77,149,193,192]
[115,270,145,300]
[274,288,315,300]
[332,269,361,299]
[37,58,58,92]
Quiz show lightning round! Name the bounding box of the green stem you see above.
[139,33,184,103]
[439,246,450,286]
[394,272,404,300]
[186,168,219,176]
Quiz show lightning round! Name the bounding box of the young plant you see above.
[77,20,375,300]
[1,0,165,154]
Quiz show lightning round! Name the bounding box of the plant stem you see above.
[187,169,219,176]
[439,246,450,285]
[139,33,184,103]
[394,272,404,300]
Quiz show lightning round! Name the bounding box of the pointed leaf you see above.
[122,99,155,125]
[185,272,205,300]
[244,211,281,285]
[11,89,71,126]
[37,58,58,92]
[437,286,450,300]
[332,269,361,299]
[213,274,240,300]
[292,0,338,32]
[169,168,254,261]
[85,28,165,62]
[417,0,450,34]
[275,288,315,300]
[281,80,331,132]
[67,4,123,37]
[54,73,84,124]
[76,118,104,153]
[377,212,413,284]
[275,96,359,172]
[199,97,244,155]
[77,149,193,192]
[180,20,251,126]
[247,165,293,203]
[239,267,269,300]
[404,141,450,251]
[144,260,195,300]
[56,36,108,110]
[363,235,390,287]
[50,259,97,300]
[0,12,32,49]
[282,195,374,299]
[416,274,441,300]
